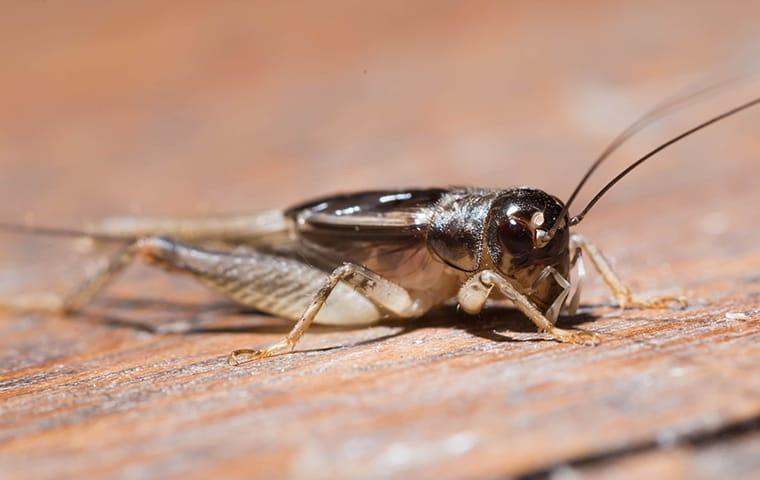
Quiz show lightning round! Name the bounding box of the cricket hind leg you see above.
[1,210,294,312]
[0,235,428,363]
[136,243,428,364]
[0,235,309,315]
[570,234,687,309]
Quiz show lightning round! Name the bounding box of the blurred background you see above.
[1,2,759,479]
[1,0,758,221]
[1,0,759,296]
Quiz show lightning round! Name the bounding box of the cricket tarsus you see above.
[1,90,756,366]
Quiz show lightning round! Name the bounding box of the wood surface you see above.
[1,1,759,479]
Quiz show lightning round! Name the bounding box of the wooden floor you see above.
[1,2,758,479]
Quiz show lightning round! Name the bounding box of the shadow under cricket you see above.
[76,295,599,350]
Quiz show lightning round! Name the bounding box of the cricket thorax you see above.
[427,188,501,271]
[427,187,571,311]
[428,187,569,272]
[485,188,569,270]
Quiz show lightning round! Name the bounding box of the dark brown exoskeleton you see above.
[0,94,757,365]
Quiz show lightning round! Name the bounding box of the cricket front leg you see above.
[228,263,428,365]
[571,234,687,309]
[522,265,572,324]
[458,270,600,345]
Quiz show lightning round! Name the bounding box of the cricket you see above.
[0,92,757,366]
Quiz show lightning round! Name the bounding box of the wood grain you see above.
[1,1,759,479]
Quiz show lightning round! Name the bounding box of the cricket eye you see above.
[498,217,533,256]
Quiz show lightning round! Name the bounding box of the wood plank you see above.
[574,427,760,480]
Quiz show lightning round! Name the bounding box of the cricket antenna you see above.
[542,77,758,241]
[0,222,133,243]
[568,95,760,226]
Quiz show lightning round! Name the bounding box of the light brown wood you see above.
[1,1,759,478]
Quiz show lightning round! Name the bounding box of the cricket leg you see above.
[2,211,294,312]
[516,252,587,321]
[571,234,687,309]
[0,236,413,325]
[0,243,140,314]
[562,244,586,317]
[228,263,428,365]
[458,270,600,345]
[0,231,288,314]
[519,265,572,324]
[1,236,426,362]
[0,236,225,314]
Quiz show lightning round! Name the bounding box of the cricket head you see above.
[487,187,571,310]
[487,187,570,272]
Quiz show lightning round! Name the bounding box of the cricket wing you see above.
[285,189,450,286]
